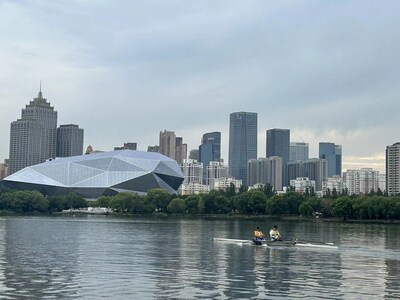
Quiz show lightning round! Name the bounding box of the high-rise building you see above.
[247,157,283,191]
[159,130,187,164]
[207,161,228,189]
[189,149,199,161]
[9,87,57,174]
[199,132,221,184]
[287,158,328,191]
[56,124,84,157]
[181,159,203,184]
[343,168,380,195]
[228,112,257,185]
[175,137,187,165]
[290,142,309,161]
[386,142,400,196]
[266,128,290,186]
[159,130,176,159]
[319,142,342,177]
[114,142,137,151]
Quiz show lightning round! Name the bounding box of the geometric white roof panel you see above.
[3,150,184,198]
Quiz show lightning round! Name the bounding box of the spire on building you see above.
[38,80,43,99]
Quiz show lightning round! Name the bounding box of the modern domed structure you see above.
[2,150,184,199]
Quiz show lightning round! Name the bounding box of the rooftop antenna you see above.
[37,80,43,99]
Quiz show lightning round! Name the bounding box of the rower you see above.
[269,225,282,242]
[254,227,265,241]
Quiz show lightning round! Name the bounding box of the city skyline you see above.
[1,1,399,173]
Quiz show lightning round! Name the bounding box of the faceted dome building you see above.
[2,150,184,199]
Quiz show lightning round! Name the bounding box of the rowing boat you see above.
[213,237,293,246]
[213,237,338,249]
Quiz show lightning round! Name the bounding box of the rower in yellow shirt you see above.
[254,227,265,242]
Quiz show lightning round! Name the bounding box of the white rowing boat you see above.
[213,237,338,249]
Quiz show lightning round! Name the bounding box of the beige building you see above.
[386,142,400,196]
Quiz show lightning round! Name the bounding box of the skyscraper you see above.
[56,124,84,157]
[290,142,309,161]
[9,87,57,174]
[266,128,290,186]
[228,112,257,185]
[386,142,400,196]
[159,130,176,159]
[175,137,187,165]
[199,131,221,183]
[319,142,342,177]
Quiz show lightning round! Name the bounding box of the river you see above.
[0,215,399,299]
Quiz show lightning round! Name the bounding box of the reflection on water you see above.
[0,216,398,299]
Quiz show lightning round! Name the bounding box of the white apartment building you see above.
[290,177,315,194]
[181,159,203,184]
[214,177,242,193]
[180,183,211,195]
[207,161,228,189]
[322,175,345,196]
[386,142,400,196]
[343,168,380,195]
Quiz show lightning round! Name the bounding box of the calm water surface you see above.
[0,216,399,299]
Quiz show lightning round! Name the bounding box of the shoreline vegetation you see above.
[0,186,400,222]
[0,186,400,223]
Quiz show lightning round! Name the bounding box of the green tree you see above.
[266,195,289,216]
[63,192,87,209]
[110,192,134,213]
[167,198,186,214]
[332,196,354,219]
[146,189,171,212]
[185,195,201,214]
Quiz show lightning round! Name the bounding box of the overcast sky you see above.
[1,0,399,172]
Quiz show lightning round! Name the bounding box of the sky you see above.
[1,0,399,173]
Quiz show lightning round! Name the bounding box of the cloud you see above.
[1,0,399,174]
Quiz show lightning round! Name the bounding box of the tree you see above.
[167,198,186,214]
[185,195,201,214]
[110,192,134,213]
[146,189,171,212]
[332,196,354,220]
[63,192,87,209]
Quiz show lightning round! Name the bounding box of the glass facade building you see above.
[319,142,342,177]
[2,150,184,199]
[266,128,290,186]
[199,132,221,184]
[228,112,257,185]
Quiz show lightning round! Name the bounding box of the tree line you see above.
[1,185,400,220]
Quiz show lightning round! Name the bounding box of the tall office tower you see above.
[247,158,271,187]
[114,142,137,151]
[207,161,228,189]
[199,132,221,183]
[56,124,84,157]
[181,159,203,184]
[343,168,380,195]
[189,149,199,161]
[290,142,309,161]
[386,142,400,196]
[269,156,283,191]
[319,142,342,177]
[266,128,290,186]
[247,157,283,191]
[175,137,187,165]
[159,130,176,159]
[228,112,257,185]
[9,87,57,174]
[287,158,327,191]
